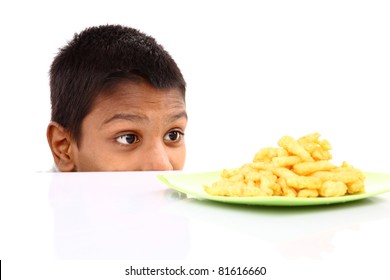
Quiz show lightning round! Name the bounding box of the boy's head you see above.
[47,24,187,171]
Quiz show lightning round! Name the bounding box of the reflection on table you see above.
[45,172,390,262]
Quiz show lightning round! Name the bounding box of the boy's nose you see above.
[140,143,173,171]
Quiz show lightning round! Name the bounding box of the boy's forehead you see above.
[97,80,185,104]
[89,81,186,120]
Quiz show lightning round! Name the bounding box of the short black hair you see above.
[50,24,186,144]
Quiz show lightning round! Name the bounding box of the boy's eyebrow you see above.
[166,111,188,123]
[102,113,148,126]
[101,111,187,126]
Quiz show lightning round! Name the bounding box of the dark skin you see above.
[47,81,187,171]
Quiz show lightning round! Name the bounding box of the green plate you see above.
[157,171,390,206]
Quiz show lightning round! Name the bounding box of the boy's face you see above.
[70,81,187,171]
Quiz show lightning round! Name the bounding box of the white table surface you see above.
[1,171,390,279]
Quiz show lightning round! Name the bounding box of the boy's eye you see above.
[164,130,184,142]
[116,134,140,145]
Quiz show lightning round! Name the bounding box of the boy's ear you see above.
[47,122,76,172]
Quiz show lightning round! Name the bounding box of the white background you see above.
[0,1,389,278]
[1,0,389,174]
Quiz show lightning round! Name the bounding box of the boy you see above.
[47,24,187,171]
